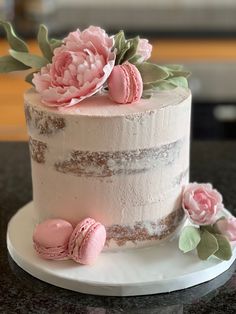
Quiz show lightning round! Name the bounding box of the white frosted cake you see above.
[25,87,191,249]
[4,20,235,278]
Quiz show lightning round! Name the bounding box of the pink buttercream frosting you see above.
[182,183,224,225]
[215,217,236,241]
[33,26,115,107]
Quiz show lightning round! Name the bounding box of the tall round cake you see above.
[25,87,191,249]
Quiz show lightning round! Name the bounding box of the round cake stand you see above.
[7,202,236,297]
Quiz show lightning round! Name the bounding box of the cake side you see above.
[25,88,191,250]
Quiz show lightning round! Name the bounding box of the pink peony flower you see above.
[215,217,236,241]
[33,26,116,107]
[182,183,224,225]
[136,38,152,63]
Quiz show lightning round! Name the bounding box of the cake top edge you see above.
[0,21,191,110]
[24,87,191,117]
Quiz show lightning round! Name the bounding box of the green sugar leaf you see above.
[0,20,28,52]
[49,38,63,50]
[165,64,183,71]
[0,55,30,73]
[25,71,37,85]
[116,41,131,65]
[9,49,48,69]
[137,62,169,84]
[159,65,191,79]
[114,30,126,53]
[167,76,188,89]
[122,36,139,63]
[179,226,201,253]
[197,229,219,260]
[37,24,53,62]
[214,234,232,261]
[143,80,176,91]
[169,70,191,78]
[129,54,142,64]
[200,225,216,234]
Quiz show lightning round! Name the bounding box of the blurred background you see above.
[1,0,236,140]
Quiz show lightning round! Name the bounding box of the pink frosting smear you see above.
[108,62,143,104]
[33,26,115,107]
[69,217,106,265]
[182,183,224,225]
[33,219,73,260]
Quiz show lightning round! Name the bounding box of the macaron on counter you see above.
[69,218,106,265]
[33,217,106,265]
[33,219,73,260]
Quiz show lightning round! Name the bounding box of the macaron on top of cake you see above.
[108,62,143,104]
[69,218,106,265]
[33,219,73,260]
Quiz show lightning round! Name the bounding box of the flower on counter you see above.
[33,26,116,106]
[215,217,236,241]
[182,183,224,225]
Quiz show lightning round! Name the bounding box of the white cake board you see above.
[7,202,236,296]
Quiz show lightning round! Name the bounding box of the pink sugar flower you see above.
[33,26,115,107]
[136,38,152,62]
[182,183,224,225]
[215,217,236,241]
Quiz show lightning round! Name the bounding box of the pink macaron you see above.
[108,62,143,104]
[33,219,73,260]
[68,217,106,265]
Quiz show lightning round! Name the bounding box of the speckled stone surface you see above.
[0,141,236,314]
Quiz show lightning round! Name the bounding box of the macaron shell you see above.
[108,66,128,103]
[108,63,143,104]
[34,243,69,260]
[68,218,96,260]
[125,63,143,103]
[33,219,73,247]
[78,222,106,265]
[33,219,73,260]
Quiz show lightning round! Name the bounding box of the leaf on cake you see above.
[122,37,139,63]
[167,77,188,89]
[179,226,201,253]
[25,71,37,85]
[9,49,48,69]
[197,229,219,260]
[37,24,54,62]
[0,55,30,73]
[160,65,191,78]
[214,234,232,261]
[143,80,176,91]
[0,20,28,52]
[49,38,63,50]
[137,62,169,85]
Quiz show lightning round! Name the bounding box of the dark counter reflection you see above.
[7,254,236,314]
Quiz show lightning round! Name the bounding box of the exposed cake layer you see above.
[25,88,191,249]
[105,207,185,249]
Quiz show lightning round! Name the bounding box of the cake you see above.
[5,22,234,266]
[25,87,191,250]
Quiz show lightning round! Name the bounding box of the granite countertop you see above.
[0,141,235,313]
